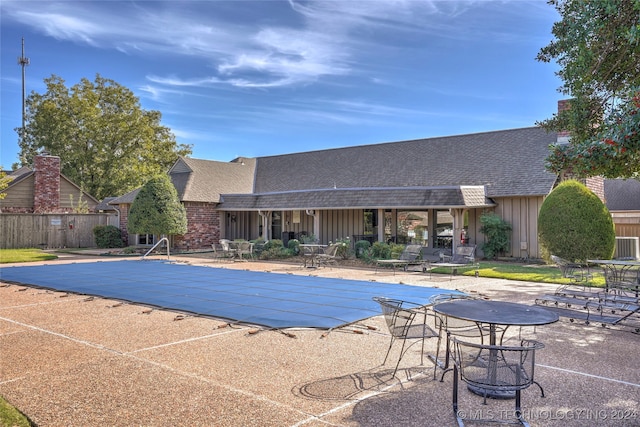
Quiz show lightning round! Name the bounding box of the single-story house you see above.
[112,123,584,259]
[0,154,99,213]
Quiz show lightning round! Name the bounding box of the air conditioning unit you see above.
[614,237,640,260]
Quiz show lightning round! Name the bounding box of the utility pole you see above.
[17,37,30,140]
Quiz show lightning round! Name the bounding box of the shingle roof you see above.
[219,186,495,210]
[605,179,640,211]
[169,157,256,203]
[110,157,257,205]
[253,126,558,198]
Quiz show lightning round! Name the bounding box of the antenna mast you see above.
[17,37,30,139]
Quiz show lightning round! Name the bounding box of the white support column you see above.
[258,210,270,240]
[306,209,318,240]
[450,208,466,253]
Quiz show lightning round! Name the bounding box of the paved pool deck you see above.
[0,253,638,426]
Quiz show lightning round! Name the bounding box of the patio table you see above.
[433,300,559,398]
[300,244,327,268]
[588,259,640,296]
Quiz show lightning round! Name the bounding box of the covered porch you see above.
[218,185,495,255]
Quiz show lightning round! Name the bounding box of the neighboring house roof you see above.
[169,157,256,203]
[252,126,558,198]
[95,197,119,212]
[1,166,100,205]
[605,179,640,211]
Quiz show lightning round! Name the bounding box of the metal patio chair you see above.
[372,296,438,377]
[430,293,485,380]
[452,338,545,427]
[551,255,592,283]
[315,243,341,267]
[375,244,423,274]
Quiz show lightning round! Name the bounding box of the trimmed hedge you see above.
[93,225,124,248]
[538,180,615,262]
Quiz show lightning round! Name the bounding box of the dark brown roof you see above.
[253,126,557,198]
[219,186,494,210]
[169,157,256,203]
[605,179,640,211]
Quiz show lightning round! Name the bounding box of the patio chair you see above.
[315,243,341,267]
[551,255,592,283]
[375,244,423,274]
[236,241,254,261]
[435,245,479,278]
[430,293,485,380]
[452,338,545,427]
[372,297,438,377]
[211,243,230,261]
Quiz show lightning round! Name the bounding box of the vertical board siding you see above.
[0,214,116,249]
[319,209,363,244]
[494,196,544,259]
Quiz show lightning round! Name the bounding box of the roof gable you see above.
[170,157,256,203]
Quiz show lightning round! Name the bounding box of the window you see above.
[138,234,155,246]
[397,210,429,245]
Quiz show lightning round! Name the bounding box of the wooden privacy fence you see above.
[0,214,118,249]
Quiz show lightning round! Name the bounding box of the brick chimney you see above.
[557,99,571,143]
[33,154,61,213]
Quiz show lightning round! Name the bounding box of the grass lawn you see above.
[429,261,606,287]
[0,248,58,264]
[0,396,32,427]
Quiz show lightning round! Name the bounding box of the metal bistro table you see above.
[433,300,559,398]
[299,244,327,268]
[588,259,640,296]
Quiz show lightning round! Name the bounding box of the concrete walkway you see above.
[0,254,638,426]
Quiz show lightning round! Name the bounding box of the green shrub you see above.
[538,180,615,262]
[93,225,124,248]
[264,239,284,250]
[354,240,371,258]
[260,239,290,259]
[333,237,353,259]
[370,242,392,259]
[479,212,512,259]
[287,238,300,255]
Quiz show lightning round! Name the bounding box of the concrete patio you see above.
[1,254,638,426]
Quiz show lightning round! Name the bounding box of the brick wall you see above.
[33,155,61,213]
[173,202,221,250]
[119,204,129,245]
[584,176,605,203]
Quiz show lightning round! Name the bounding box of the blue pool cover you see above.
[0,260,456,329]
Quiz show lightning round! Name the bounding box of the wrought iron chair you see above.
[452,338,545,427]
[430,293,486,380]
[315,243,341,267]
[372,296,438,377]
[551,255,592,283]
[374,244,423,274]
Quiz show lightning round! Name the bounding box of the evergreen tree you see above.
[128,175,187,238]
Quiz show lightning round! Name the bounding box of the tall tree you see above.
[537,0,640,179]
[17,74,192,200]
[127,175,187,238]
[0,169,11,201]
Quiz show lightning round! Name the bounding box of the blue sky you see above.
[1,1,561,166]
